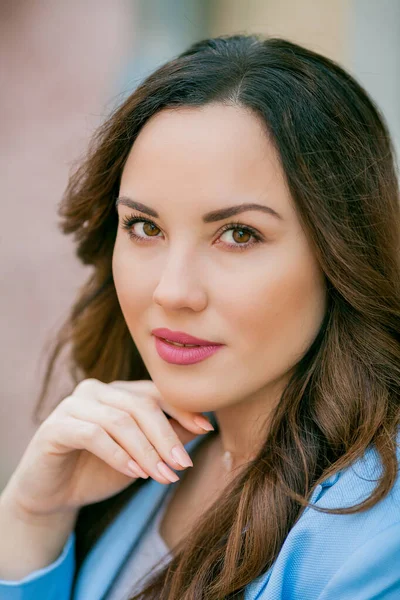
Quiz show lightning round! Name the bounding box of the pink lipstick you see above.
[151,328,224,365]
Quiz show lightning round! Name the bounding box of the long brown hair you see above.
[34,34,400,599]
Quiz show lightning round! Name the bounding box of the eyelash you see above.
[120,213,263,252]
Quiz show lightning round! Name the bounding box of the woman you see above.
[0,34,399,600]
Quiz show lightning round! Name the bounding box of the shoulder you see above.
[308,425,400,516]
[294,426,400,548]
[254,429,400,599]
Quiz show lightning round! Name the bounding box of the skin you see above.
[112,103,327,473]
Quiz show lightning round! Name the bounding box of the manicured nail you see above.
[193,416,215,431]
[157,461,179,482]
[171,445,193,468]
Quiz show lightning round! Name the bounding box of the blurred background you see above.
[1,0,399,491]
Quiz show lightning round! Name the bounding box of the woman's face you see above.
[112,103,327,413]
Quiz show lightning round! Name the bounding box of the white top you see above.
[105,486,175,600]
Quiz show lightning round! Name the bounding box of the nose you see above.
[152,251,207,312]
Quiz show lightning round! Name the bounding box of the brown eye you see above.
[143,222,160,237]
[120,215,163,243]
[232,229,251,244]
[217,223,262,251]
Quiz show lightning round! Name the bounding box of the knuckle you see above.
[108,409,132,428]
[74,378,99,395]
[80,421,102,442]
[58,395,75,414]
[141,396,160,413]
[37,417,57,438]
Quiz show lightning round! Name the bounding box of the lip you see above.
[153,336,223,365]
[151,328,223,347]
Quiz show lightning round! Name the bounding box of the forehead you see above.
[119,104,296,222]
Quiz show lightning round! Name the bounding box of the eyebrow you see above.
[115,196,283,222]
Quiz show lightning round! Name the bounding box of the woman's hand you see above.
[0,378,214,519]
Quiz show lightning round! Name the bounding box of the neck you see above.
[210,379,287,472]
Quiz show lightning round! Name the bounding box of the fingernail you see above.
[193,416,215,431]
[171,445,193,468]
[157,461,180,482]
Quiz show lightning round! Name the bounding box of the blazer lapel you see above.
[73,434,205,600]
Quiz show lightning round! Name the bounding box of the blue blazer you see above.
[1,428,399,600]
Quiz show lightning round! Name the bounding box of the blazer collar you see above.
[73,434,204,600]
[73,411,348,600]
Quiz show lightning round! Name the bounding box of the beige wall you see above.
[0,0,132,490]
[209,0,350,65]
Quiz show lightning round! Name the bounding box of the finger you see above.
[102,382,211,466]
[108,394,196,471]
[168,418,200,446]
[51,415,149,480]
[109,380,215,435]
[61,396,181,485]
[71,379,204,477]
[73,381,195,472]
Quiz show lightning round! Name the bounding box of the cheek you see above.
[112,242,150,322]
[222,247,326,370]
